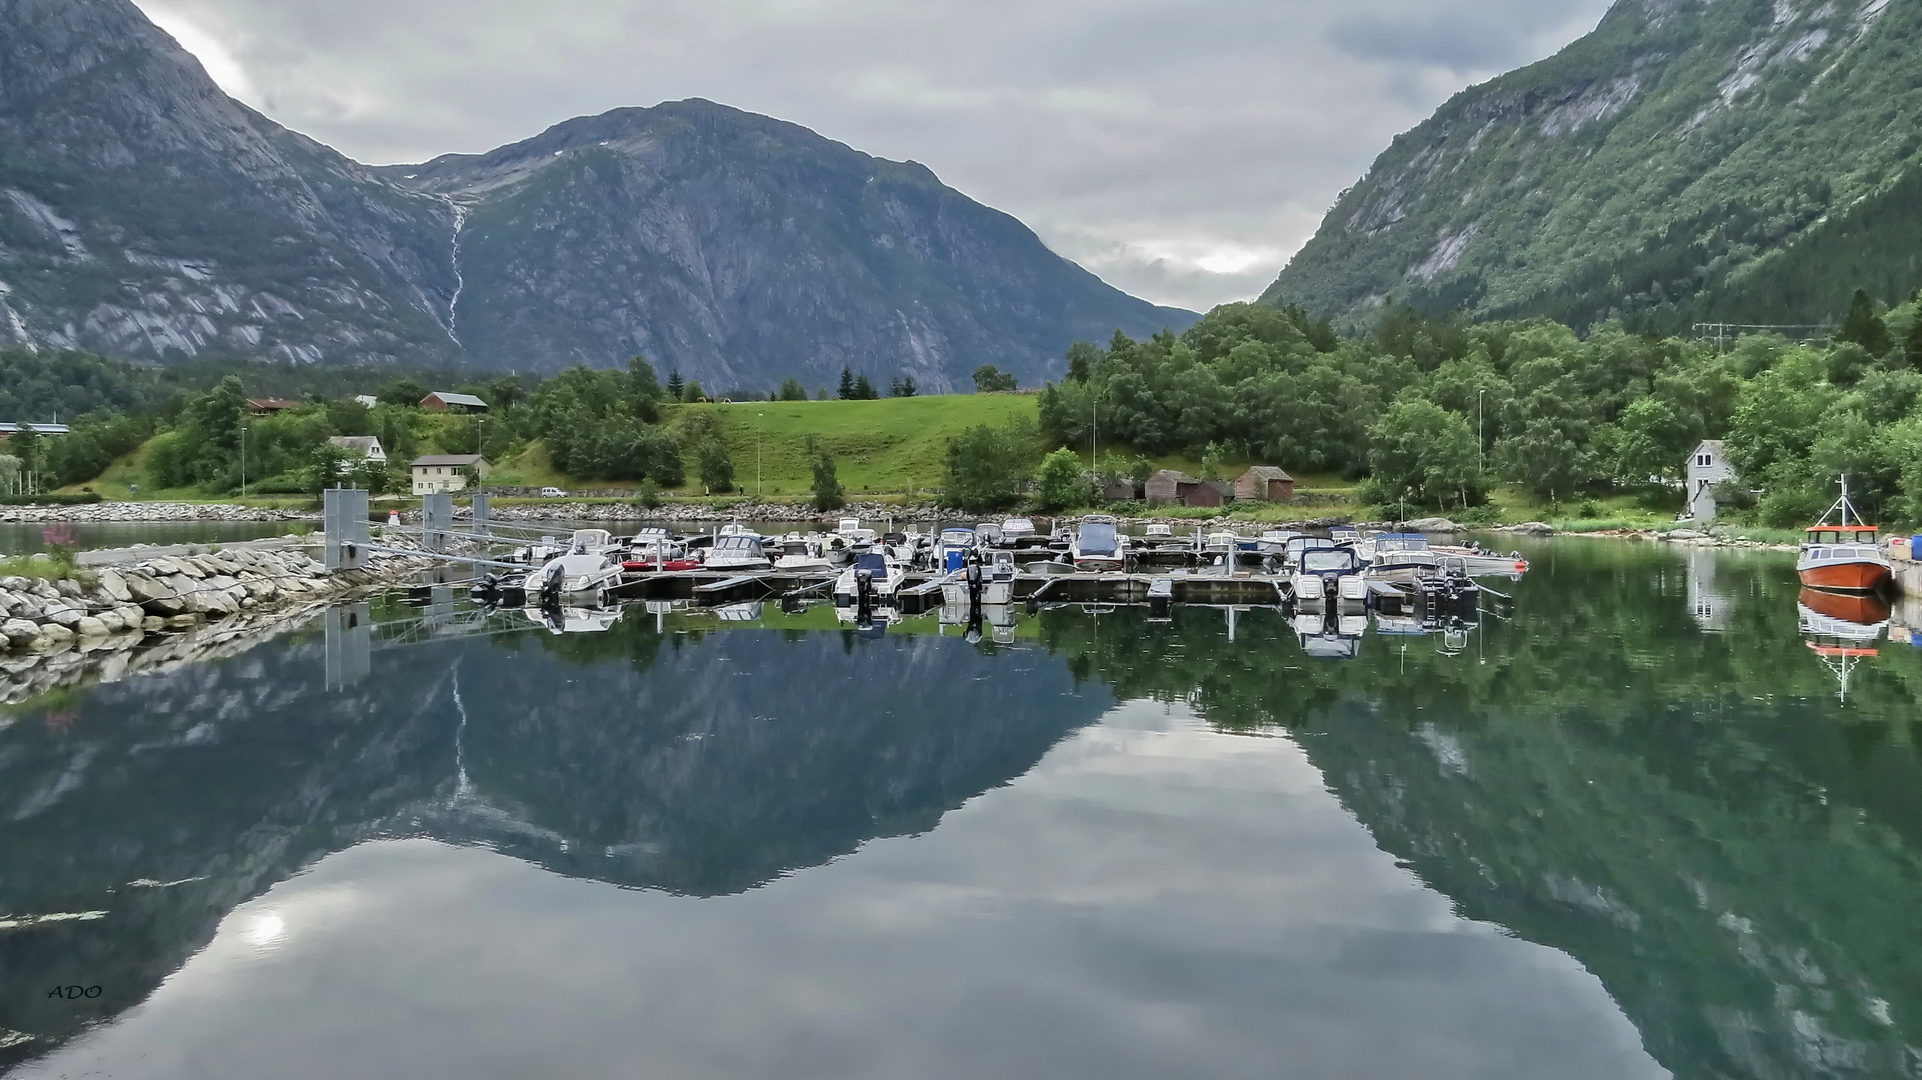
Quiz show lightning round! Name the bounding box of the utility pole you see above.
[757,412,764,498]
[240,425,247,499]
[1477,388,1485,478]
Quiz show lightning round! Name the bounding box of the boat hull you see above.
[1797,561,1891,593]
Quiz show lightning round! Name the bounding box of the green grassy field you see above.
[661,394,1040,499]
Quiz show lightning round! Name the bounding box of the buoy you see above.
[388,510,401,526]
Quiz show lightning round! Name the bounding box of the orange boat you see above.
[1797,477,1891,594]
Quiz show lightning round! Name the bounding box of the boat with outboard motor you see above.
[1364,533,1440,583]
[1292,545,1368,611]
[1798,477,1892,593]
[522,530,626,602]
[941,549,1017,606]
[834,549,903,610]
[1069,515,1128,572]
[933,527,978,573]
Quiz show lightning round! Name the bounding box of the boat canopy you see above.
[1079,522,1120,555]
[1806,525,1879,543]
[1302,549,1361,573]
[941,528,975,543]
[714,535,764,554]
[854,552,889,573]
[1374,534,1430,551]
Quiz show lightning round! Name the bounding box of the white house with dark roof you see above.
[411,454,490,494]
[1684,440,1735,522]
[328,435,385,463]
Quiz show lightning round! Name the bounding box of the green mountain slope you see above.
[1264,0,1922,330]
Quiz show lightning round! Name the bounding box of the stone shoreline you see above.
[0,545,431,705]
[0,502,315,523]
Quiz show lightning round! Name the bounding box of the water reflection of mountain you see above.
[1031,545,1922,1080]
[0,619,1109,1066]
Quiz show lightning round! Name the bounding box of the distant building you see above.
[1234,466,1296,502]
[353,394,379,408]
[420,391,489,413]
[0,423,69,435]
[1100,478,1139,503]
[1145,469,1223,508]
[1684,440,1734,521]
[411,454,490,494]
[246,397,300,414]
[328,436,386,464]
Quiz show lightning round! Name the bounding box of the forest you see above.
[4,283,1922,524]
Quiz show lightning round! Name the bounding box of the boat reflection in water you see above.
[1797,587,1891,703]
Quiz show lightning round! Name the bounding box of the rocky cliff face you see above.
[1264,0,1922,330]
[0,0,1188,389]
[0,0,461,366]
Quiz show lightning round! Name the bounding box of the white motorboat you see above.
[625,527,686,566]
[999,517,1043,548]
[702,533,773,572]
[835,517,878,546]
[933,527,978,573]
[523,538,625,602]
[1292,546,1368,611]
[1257,529,1298,556]
[1070,516,1128,572]
[1284,535,1336,572]
[1144,522,1175,541]
[1365,533,1440,583]
[1428,543,1529,579]
[834,550,903,609]
[942,549,1017,606]
[770,533,838,574]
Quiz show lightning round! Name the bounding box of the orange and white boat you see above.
[1797,477,1891,594]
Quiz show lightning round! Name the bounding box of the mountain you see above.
[1263,0,1922,332]
[382,101,1194,392]
[0,0,461,366]
[0,0,1189,391]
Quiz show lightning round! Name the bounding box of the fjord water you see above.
[5,542,1921,1079]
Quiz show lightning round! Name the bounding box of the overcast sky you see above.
[132,0,1614,312]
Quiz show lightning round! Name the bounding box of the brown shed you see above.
[1234,466,1296,502]
[1145,469,1224,508]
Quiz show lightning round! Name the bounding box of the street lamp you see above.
[240,424,247,499]
[1477,388,1485,478]
[757,412,765,498]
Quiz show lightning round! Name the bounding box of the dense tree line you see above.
[1029,291,1922,522]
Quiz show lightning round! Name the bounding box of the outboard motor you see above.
[966,561,984,615]
[855,568,875,625]
[539,560,565,608]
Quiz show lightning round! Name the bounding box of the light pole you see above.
[1477,388,1485,478]
[757,412,764,498]
[240,424,247,499]
[475,416,484,455]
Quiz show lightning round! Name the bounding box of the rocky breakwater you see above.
[0,502,317,524]
[0,547,422,704]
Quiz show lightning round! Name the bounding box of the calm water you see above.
[0,521,295,555]
[4,540,1921,1079]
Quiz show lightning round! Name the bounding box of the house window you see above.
[1697,454,1711,466]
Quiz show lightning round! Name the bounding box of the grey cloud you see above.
[134,0,1612,310]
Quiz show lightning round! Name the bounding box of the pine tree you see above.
[1838,289,1893,356]
[853,374,877,399]
[838,367,856,400]
[667,370,684,401]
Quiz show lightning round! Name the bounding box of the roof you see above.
[423,391,488,407]
[1237,465,1295,482]
[246,397,301,411]
[1148,469,1199,484]
[328,436,382,451]
[0,423,69,434]
[410,454,488,467]
[1691,440,1726,456]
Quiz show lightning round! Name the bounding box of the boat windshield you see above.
[942,530,975,544]
[715,536,763,554]
[1079,523,1119,555]
[1375,534,1429,552]
[854,552,889,573]
[1302,549,1357,573]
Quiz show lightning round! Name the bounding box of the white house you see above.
[328,435,386,463]
[1684,439,1735,521]
[411,454,490,495]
